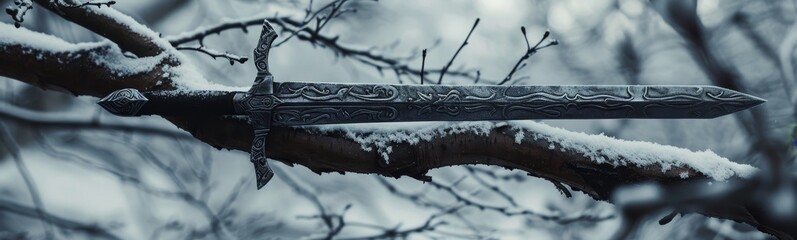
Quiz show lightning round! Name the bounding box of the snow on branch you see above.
[309,121,756,182]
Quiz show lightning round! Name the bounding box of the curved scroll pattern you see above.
[251,129,273,189]
[278,85,399,101]
[705,90,755,117]
[246,20,279,189]
[97,88,149,116]
[641,86,706,117]
[501,87,636,118]
[273,106,398,125]
[253,21,277,77]
[408,89,497,116]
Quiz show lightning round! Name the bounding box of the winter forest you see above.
[0,0,795,239]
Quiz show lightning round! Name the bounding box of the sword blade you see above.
[268,82,766,126]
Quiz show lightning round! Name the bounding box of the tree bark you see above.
[0,2,792,239]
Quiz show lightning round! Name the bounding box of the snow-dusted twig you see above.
[52,0,116,9]
[4,0,33,28]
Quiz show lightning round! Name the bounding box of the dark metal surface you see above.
[238,21,278,189]
[97,20,767,190]
[267,83,765,125]
[98,88,148,116]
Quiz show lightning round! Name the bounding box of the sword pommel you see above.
[98,88,240,116]
[98,88,148,116]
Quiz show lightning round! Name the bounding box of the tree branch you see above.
[0,3,791,239]
[0,198,122,239]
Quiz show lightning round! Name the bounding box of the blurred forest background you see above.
[0,0,794,239]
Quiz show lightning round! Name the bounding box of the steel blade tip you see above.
[750,94,767,106]
[699,87,767,118]
[97,88,148,116]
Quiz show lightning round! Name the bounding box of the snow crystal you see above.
[305,121,757,181]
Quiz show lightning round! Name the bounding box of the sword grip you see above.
[140,90,239,116]
[98,88,241,116]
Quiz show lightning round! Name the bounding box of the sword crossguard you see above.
[240,20,279,189]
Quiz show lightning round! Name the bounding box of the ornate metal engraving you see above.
[408,89,497,116]
[277,84,399,102]
[273,106,398,125]
[97,20,767,191]
[98,88,148,116]
[242,21,278,189]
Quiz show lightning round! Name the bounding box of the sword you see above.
[97,21,766,189]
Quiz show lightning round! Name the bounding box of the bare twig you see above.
[166,15,480,83]
[0,103,193,139]
[0,123,53,239]
[0,198,121,239]
[498,28,558,85]
[175,45,248,65]
[421,49,427,84]
[464,167,518,206]
[438,18,479,84]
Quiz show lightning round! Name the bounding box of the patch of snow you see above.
[305,121,756,181]
[0,23,106,52]
[0,22,246,92]
[86,7,247,91]
[514,129,525,144]
[506,120,757,181]
[308,122,500,162]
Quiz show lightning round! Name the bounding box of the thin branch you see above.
[165,15,481,83]
[131,142,235,240]
[54,0,116,8]
[175,45,248,65]
[338,207,462,240]
[438,18,479,84]
[0,123,53,239]
[32,0,166,57]
[0,198,121,239]
[5,0,33,28]
[464,167,518,206]
[498,28,558,85]
[420,49,427,84]
[0,103,193,139]
[426,178,611,223]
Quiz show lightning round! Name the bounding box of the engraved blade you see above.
[267,82,766,126]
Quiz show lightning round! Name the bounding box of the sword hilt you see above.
[98,89,243,116]
[97,20,280,190]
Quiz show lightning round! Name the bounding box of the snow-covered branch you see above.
[0,1,792,238]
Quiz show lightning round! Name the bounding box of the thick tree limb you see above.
[31,0,165,57]
[0,3,792,239]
